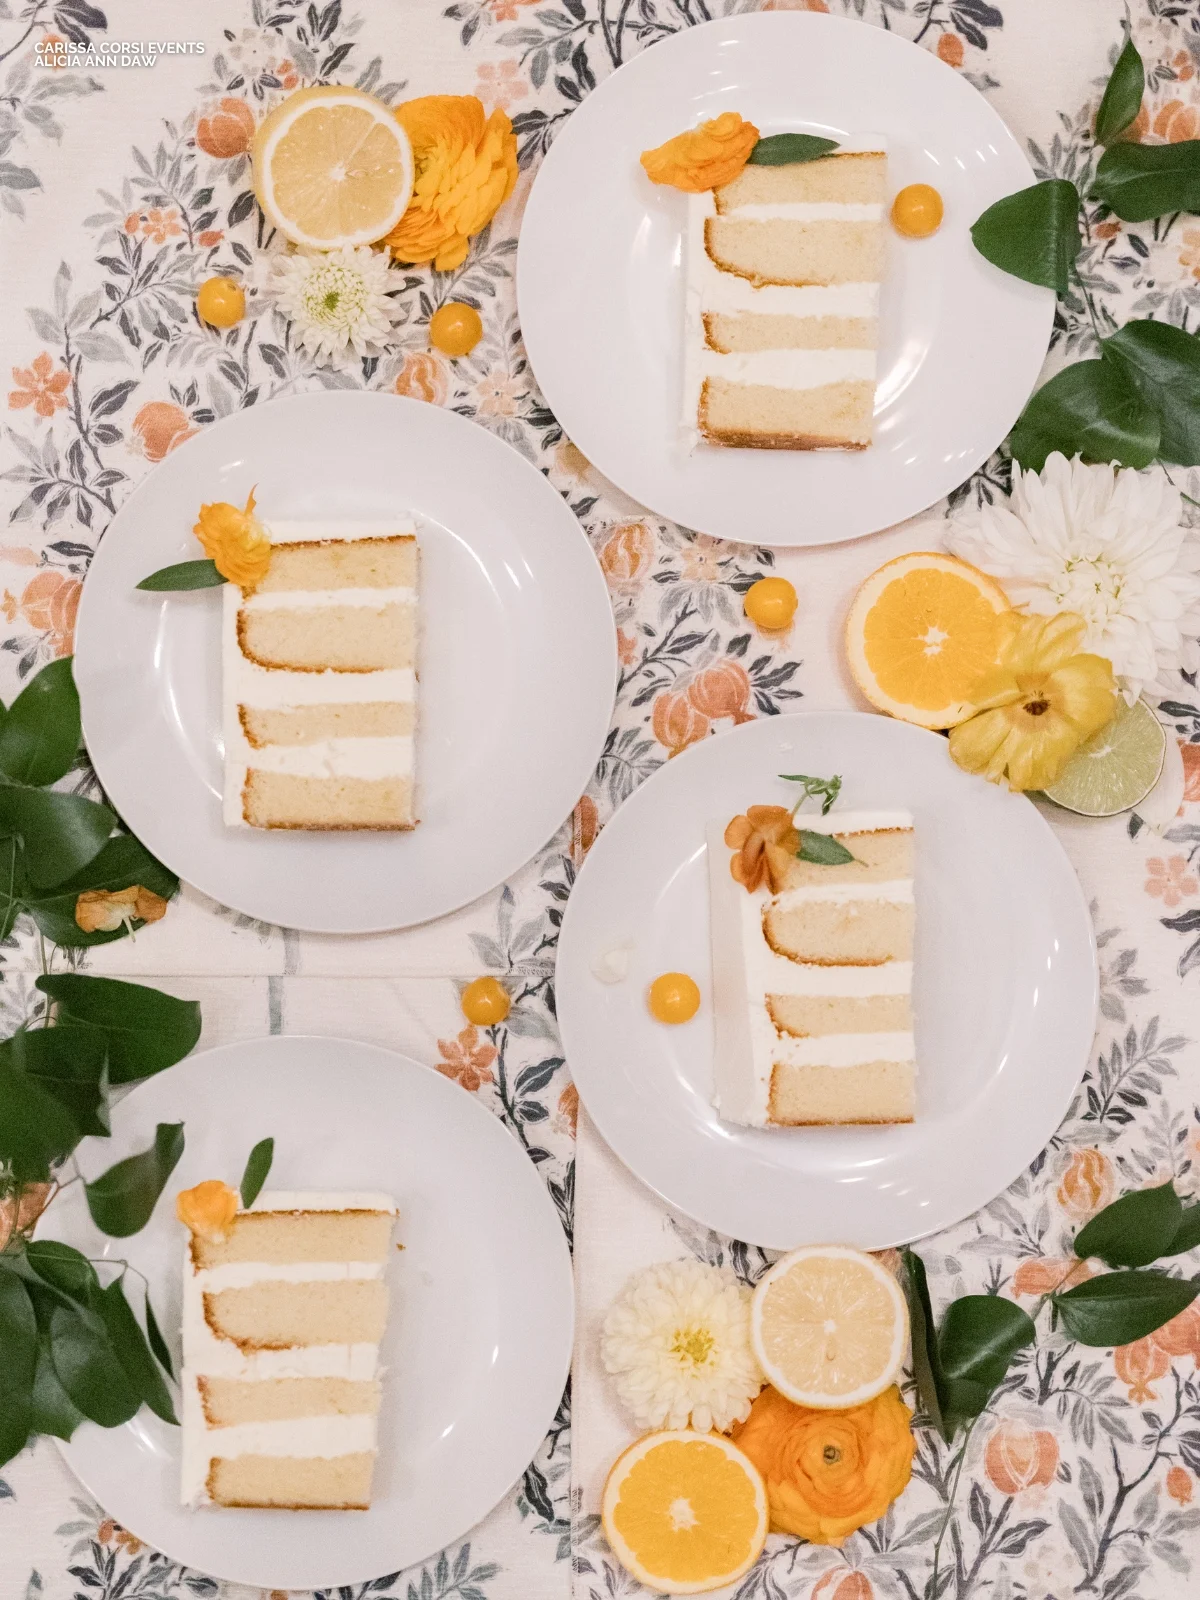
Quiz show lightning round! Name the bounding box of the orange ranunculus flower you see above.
[384,95,518,273]
[724,805,799,894]
[75,885,169,935]
[983,1421,1057,1494]
[1114,1337,1170,1403]
[641,112,760,193]
[598,521,655,586]
[130,400,197,462]
[651,685,709,757]
[1153,99,1200,144]
[689,657,754,724]
[196,97,256,158]
[394,351,448,404]
[1056,1147,1114,1221]
[732,1384,914,1546]
[176,1179,239,1240]
[18,569,80,656]
[1167,1465,1193,1505]
[194,487,270,589]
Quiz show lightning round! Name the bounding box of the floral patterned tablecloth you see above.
[2,1,1200,1597]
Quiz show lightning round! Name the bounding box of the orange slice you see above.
[751,1246,908,1410]
[251,86,413,248]
[601,1431,768,1594]
[845,552,1011,728]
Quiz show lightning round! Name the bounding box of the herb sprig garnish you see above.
[779,772,856,865]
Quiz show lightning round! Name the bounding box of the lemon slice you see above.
[844,552,1011,728]
[1042,697,1167,817]
[602,1431,767,1595]
[251,86,413,249]
[751,1245,908,1409]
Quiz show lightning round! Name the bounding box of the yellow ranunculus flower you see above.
[640,112,760,192]
[948,611,1116,791]
[194,487,270,590]
[176,1179,239,1241]
[384,95,518,273]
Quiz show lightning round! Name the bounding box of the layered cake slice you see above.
[683,143,886,450]
[223,520,419,830]
[180,1190,396,1510]
[708,810,915,1126]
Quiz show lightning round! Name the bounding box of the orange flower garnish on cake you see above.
[194,488,270,590]
[176,1179,240,1241]
[384,95,518,272]
[732,1383,915,1546]
[725,805,799,894]
[641,112,760,192]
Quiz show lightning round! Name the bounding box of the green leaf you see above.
[1095,33,1145,146]
[25,1240,99,1303]
[0,786,114,890]
[0,658,81,788]
[1090,139,1200,222]
[30,1335,83,1441]
[970,178,1081,293]
[84,1121,185,1237]
[797,829,856,866]
[36,975,201,1084]
[26,834,179,950]
[95,1279,177,1425]
[747,133,839,167]
[779,773,842,816]
[0,835,26,943]
[48,1298,141,1427]
[1102,319,1200,466]
[0,1056,80,1182]
[240,1136,274,1209]
[1052,1270,1200,1347]
[0,1271,36,1466]
[3,1027,110,1139]
[1163,1203,1200,1258]
[1009,358,1160,472]
[901,1248,947,1440]
[1074,1180,1183,1268]
[136,559,225,592]
[937,1295,1036,1430]
[144,1293,174,1381]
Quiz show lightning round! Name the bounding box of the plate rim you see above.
[49,1032,576,1591]
[74,389,618,935]
[556,709,1100,1249]
[516,9,1054,548]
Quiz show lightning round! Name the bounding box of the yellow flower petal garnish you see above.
[75,885,168,934]
[176,1179,239,1241]
[948,612,1117,791]
[725,804,800,894]
[194,487,270,590]
[640,112,760,193]
[384,95,518,273]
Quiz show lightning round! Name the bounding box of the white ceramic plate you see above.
[517,11,1053,547]
[44,1036,574,1592]
[557,714,1097,1249]
[74,391,616,933]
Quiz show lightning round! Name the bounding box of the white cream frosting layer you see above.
[241,587,415,612]
[775,1030,916,1068]
[249,1191,396,1213]
[771,880,912,909]
[796,810,913,835]
[245,736,413,781]
[724,202,882,222]
[693,347,877,392]
[266,519,416,544]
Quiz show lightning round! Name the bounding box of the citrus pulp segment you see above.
[1042,697,1167,817]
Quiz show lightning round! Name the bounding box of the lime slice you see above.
[1043,698,1167,817]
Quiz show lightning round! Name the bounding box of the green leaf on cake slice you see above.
[779,772,842,815]
[970,178,1081,293]
[748,134,839,167]
[136,559,225,592]
[240,1136,275,1209]
[796,829,856,866]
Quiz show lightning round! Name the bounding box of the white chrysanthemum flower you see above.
[269,245,401,365]
[948,452,1200,702]
[601,1258,763,1433]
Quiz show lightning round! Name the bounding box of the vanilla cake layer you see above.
[222,520,419,830]
[683,145,885,451]
[181,1190,396,1511]
[708,811,916,1127]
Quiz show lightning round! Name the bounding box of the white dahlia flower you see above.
[269,245,400,364]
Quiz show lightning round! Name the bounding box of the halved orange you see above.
[845,552,1011,729]
[601,1431,768,1594]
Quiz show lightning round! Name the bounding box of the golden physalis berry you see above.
[891,184,944,239]
[462,975,511,1026]
[194,487,271,590]
[640,113,760,193]
[429,302,483,358]
[744,576,797,631]
[176,1179,239,1241]
[647,972,701,1025]
[196,276,246,328]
